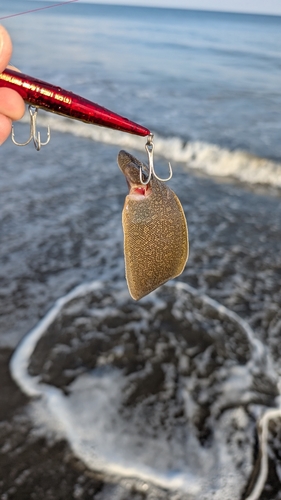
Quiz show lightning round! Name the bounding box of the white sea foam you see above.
[10,279,281,498]
[21,113,281,188]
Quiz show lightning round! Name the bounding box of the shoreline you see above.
[1,135,281,498]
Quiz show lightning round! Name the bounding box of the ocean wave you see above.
[23,113,281,188]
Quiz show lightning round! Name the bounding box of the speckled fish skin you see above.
[118,150,189,300]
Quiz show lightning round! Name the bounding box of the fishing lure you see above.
[0,68,150,149]
[118,146,188,300]
[0,1,149,146]
[1,2,187,301]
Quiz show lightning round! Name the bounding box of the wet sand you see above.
[1,132,281,499]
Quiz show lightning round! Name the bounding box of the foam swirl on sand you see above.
[10,280,280,499]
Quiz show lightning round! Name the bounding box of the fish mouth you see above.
[127,182,151,198]
[118,150,152,198]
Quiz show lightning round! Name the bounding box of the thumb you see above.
[0,25,13,72]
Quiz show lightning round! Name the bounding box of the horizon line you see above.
[34,0,281,17]
[40,0,281,17]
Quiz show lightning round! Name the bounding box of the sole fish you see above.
[118,150,189,300]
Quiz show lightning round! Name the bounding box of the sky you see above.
[79,0,281,16]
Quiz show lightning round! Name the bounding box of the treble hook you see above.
[140,133,172,185]
[12,105,51,151]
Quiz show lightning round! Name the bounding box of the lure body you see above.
[118,150,188,300]
[0,69,150,136]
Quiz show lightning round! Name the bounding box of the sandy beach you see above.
[1,130,281,499]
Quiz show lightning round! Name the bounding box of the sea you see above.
[1,2,281,500]
[1,0,281,185]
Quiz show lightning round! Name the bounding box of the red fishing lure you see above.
[0,68,150,137]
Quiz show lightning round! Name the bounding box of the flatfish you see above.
[118,150,188,300]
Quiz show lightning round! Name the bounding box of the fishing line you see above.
[0,0,79,20]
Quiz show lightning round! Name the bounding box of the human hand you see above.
[0,26,25,145]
